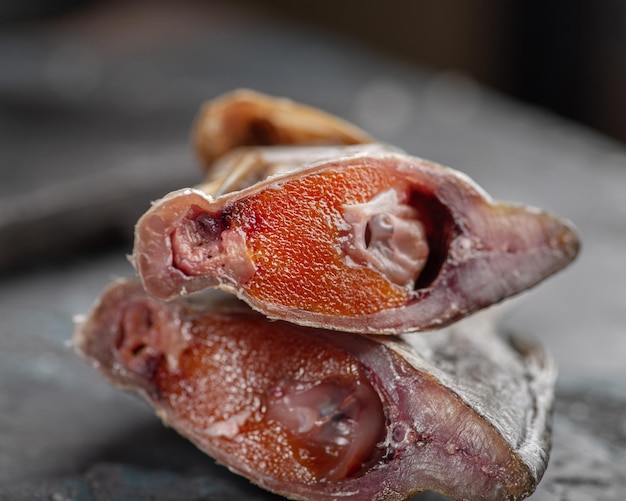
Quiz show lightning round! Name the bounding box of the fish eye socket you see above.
[342,189,429,289]
[342,187,456,292]
[265,377,386,481]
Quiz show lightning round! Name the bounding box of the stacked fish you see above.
[74,90,579,501]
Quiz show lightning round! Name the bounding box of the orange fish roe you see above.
[154,312,384,483]
[232,161,413,315]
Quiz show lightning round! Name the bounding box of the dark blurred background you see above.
[2,0,626,144]
[248,0,626,147]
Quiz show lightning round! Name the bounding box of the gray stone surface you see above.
[1,3,625,499]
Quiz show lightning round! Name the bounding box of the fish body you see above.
[133,145,578,334]
[74,280,555,501]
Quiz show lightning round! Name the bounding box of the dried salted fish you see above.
[192,89,373,170]
[74,280,555,501]
[132,144,578,334]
